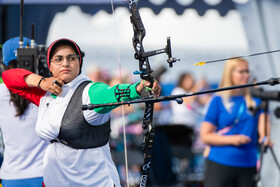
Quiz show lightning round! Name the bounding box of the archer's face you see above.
[49,45,80,83]
[231,61,250,86]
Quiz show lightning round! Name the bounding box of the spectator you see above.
[200,57,273,187]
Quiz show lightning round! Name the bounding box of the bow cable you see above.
[110,0,130,186]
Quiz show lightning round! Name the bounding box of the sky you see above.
[46,5,249,84]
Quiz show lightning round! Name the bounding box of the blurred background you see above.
[1,0,280,186]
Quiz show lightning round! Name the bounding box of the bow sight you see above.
[132,37,179,68]
[128,0,179,82]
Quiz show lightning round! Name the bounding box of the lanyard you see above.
[217,100,245,135]
[234,101,245,124]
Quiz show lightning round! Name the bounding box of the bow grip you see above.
[140,74,155,98]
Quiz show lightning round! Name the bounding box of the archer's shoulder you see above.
[252,97,262,105]
[209,94,222,103]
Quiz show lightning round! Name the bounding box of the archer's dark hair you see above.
[3,60,30,117]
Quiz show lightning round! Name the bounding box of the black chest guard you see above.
[51,81,111,149]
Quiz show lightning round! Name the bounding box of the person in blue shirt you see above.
[200,57,273,187]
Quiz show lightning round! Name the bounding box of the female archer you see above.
[2,38,161,187]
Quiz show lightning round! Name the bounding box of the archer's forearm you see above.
[24,73,43,87]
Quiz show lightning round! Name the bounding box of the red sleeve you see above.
[2,68,47,106]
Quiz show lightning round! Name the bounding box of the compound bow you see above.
[127,1,179,186]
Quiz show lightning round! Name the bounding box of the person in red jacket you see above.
[0,36,49,187]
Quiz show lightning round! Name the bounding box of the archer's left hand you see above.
[136,80,161,97]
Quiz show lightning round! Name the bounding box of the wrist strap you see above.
[37,77,45,89]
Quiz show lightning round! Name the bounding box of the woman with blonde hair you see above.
[200,58,272,187]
